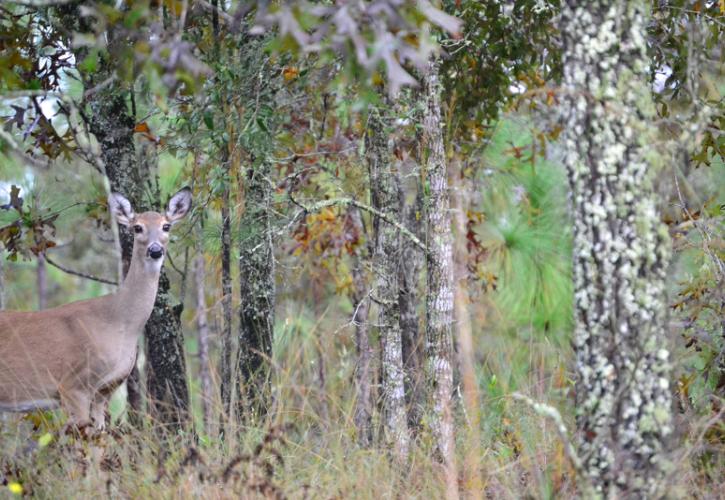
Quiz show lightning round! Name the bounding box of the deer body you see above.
[0,189,191,431]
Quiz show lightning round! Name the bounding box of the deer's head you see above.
[109,187,192,272]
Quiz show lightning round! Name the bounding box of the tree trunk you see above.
[451,163,483,498]
[367,106,409,461]
[195,248,213,436]
[561,2,673,496]
[423,58,458,498]
[219,164,234,427]
[234,39,278,425]
[144,272,189,427]
[399,186,424,429]
[236,160,275,423]
[349,206,373,446]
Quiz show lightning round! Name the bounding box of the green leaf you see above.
[37,432,53,448]
[79,50,98,74]
[203,111,214,131]
[256,117,269,133]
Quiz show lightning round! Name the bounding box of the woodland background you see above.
[0,0,723,498]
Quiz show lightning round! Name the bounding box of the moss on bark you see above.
[561,1,673,496]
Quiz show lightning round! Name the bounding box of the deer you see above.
[0,187,192,434]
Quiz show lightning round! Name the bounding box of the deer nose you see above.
[147,243,164,260]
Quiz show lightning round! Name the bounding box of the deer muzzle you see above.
[147,243,164,260]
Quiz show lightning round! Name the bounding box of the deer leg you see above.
[90,391,110,431]
[60,389,92,435]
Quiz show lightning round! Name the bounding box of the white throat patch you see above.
[144,256,164,274]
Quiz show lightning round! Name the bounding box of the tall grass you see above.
[0,300,579,499]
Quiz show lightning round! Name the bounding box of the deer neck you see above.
[115,247,162,334]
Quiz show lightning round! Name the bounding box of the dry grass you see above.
[1,302,723,499]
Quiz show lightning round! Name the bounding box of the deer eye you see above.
[162,224,171,232]
[133,225,143,234]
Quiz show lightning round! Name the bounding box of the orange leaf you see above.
[283,67,299,81]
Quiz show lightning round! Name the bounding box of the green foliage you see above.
[473,119,572,336]
[440,0,560,134]
[670,158,725,427]
[649,1,724,166]
[252,0,462,95]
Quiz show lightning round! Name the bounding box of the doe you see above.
[0,187,192,433]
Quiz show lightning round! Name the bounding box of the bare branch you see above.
[292,196,427,254]
[5,0,77,6]
[0,128,51,169]
[44,253,118,286]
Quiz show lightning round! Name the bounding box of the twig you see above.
[44,253,118,286]
[195,0,235,25]
[0,128,50,169]
[0,89,64,99]
[5,0,77,6]
[673,166,725,279]
[83,75,117,99]
[165,251,186,279]
[511,392,594,496]
[291,196,427,254]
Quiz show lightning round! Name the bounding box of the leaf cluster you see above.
[0,184,58,261]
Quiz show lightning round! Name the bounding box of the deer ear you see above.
[166,187,192,224]
[109,193,135,227]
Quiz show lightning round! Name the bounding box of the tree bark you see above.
[367,105,409,461]
[348,206,373,446]
[451,163,483,499]
[144,272,189,428]
[235,41,277,424]
[561,2,673,496]
[399,185,424,429]
[423,57,458,498]
[194,247,213,436]
[219,162,234,427]
[236,159,275,422]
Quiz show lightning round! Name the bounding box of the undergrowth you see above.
[1,302,722,499]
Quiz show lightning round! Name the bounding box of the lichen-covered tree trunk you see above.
[236,159,275,422]
[561,2,673,496]
[423,58,457,496]
[367,106,409,461]
[57,4,192,429]
[399,185,424,429]
[348,206,373,446]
